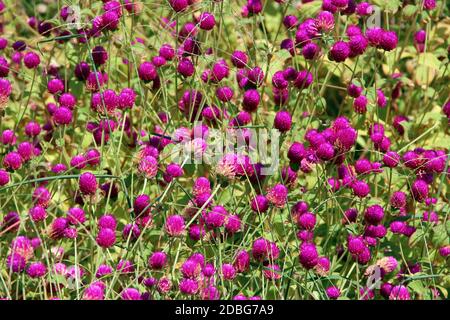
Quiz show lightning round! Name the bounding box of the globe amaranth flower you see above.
[297,212,316,230]
[390,191,407,209]
[148,251,167,270]
[29,206,47,222]
[53,106,73,125]
[299,242,319,269]
[231,50,248,68]
[352,180,370,198]
[1,129,16,145]
[79,172,98,195]
[23,51,40,68]
[411,179,428,202]
[6,253,26,273]
[120,288,142,300]
[0,169,10,186]
[221,263,237,280]
[274,110,292,132]
[242,89,260,112]
[177,58,195,77]
[96,228,116,248]
[179,278,199,295]
[199,12,215,30]
[293,70,313,89]
[266,184,288,208]
[98,214,117,230]
[165,215,185,237]
[27,262,47,278]
[326,286,341,299]
[364,205,384,225]
[3,151,23,170]
[389,285,410,300]
[138,155,158,179]
[329,41,350,62]
[83,284,104,300]
[92,46,108,65]
[234,250,250,273]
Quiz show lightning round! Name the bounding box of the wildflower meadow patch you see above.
[0,0,449,301]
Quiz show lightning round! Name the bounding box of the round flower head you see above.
[138,155,158,179]
[3,151,23,170]
[1,129,16,145]
[169,0,188,12]
[0,169,10,186]
[0,57,9,78]
[299,242,319,269]
[225,214,241,234]
[326,286,340,299]
[79,172,98,195]
[159,43,175,60]
[134,194,151,217]
[6,253,26,273]
[439,245,450,257]
[266,184,288,208]
[24,121,41,137]
[297,212,316,230]
[201,286,220,300]
[216,86,234,102]
[121,288,142,300]
[138,61,157,82]
[199,12,215,30]
[329,41,350,62]
[23,51,40,68]
[96,264,113,278]
[274,110,292,132]
[316,142,335,161]
[352,180,370,198]
[231,50,248,68]
[390,191,407,209]
[411,179,428,202]
[348,235,366,255]
[83,284,104,300]
[49,217,69,240]
[364,205,384,225]
[302,42,321,60]
[242,89,260,112]
[165,215,185,237]
[353,95,368,113]
[293,70,313,89]
[423,0,436,10]
[53,106,73,125]
[32,187,51,208]
[29,206,47,222]
[148,251,167,270]
[27,262,47,278]
[177,58,195,77]
[389,285,410,300]
[251,195,269,213]
[252,238,274,262]
[98,214,117,230]
[70,154,87,170]
[383,151,400,168]
[96,228,116,248]
[74,61,90,80]
[179,278,199,295]
[234,250,250,273]
[221,263,236,280]
[10,236,33,260]
[122,223,141,241]
[356,2,373,15]
[2,212,20,232]
[380,31,398,51]
[92,46,108,65]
